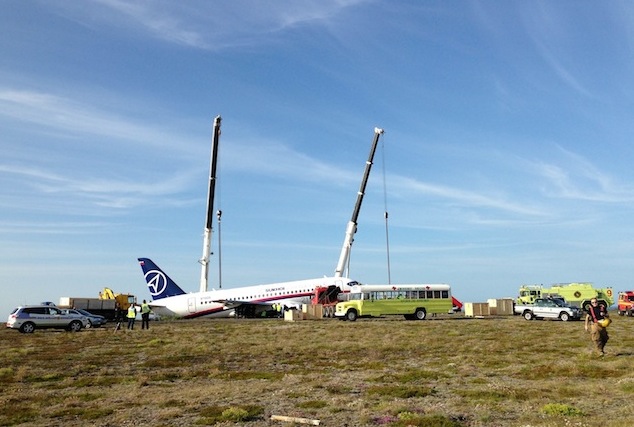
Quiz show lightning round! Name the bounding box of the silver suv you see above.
[6,305,88,333]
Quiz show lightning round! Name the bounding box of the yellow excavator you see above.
[100,287,136,311]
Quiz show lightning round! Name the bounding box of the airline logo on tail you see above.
[145,269,167,296]
[138,258,187,299]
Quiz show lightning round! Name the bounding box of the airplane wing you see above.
[214,299,274,309]
[213,299,282,318]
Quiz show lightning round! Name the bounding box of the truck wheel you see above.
[346,310,358,322]
[523,311,534,321]
[414,308,427,320]
[20,322,36,333]
[559,312,570,322]
[618,310,624,316]
[67,320,83,332]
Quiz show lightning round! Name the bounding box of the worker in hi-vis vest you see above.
[127,304,137,330]
[141,300,151,330]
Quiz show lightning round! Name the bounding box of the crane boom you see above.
[199,115,221,293]
[334,127,384,277]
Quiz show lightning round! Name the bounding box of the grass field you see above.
[1,313,633,426]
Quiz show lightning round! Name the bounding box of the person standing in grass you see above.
[584,298,609,356]
[113,302,123,331]
[127,304,137,330]
[141,300,151,330]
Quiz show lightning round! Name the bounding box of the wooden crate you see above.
[464,302,489,317]
[284,310,303,322]
[301,304,323,319]
[487,298,514,315]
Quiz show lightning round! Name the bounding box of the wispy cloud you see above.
[0,89,194,152]
[70,0,368,49]
[533,146,634,202]
[532,42,593,98]
[222,138,359,186]
[0,220,112,234]
[0,163,196,211]
[521,4,594,98]
[392,175,546,217]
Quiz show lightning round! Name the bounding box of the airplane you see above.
[137,125,384,319]
[138,258,358,318]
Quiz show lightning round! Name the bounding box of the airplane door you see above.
[187,297,196,313]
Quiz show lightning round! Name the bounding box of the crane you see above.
[199,115,221,293]
[334,127,384,278]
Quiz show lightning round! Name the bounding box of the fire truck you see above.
[517,283,613,311]
[617,291,634,316]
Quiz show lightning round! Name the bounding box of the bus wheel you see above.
[414,308,426,320]
[346,310,358,322]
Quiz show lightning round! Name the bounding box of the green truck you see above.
[517,283,614,311]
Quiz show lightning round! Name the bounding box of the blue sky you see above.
[2,1,634,315]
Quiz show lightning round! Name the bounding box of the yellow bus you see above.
[334,284,453,321]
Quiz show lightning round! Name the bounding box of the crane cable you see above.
[216,137,223,289]
[381,136,392,285]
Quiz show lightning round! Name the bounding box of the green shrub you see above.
[220,407,249,422]
[541,403,584,416]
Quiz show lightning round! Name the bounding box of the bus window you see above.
[442,290,449,299]
[433,290,441,299]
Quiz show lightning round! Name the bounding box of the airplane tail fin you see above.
[138,258,187,300]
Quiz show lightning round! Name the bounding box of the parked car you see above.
[61,308,107,328]
[6,305,88,333]
[135,311,161,321]
[514,298,582,321]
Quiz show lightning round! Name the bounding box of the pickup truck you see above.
[514,298,582,321]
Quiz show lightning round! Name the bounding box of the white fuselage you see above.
[150,276,353,319]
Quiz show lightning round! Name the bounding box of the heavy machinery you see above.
[334,127,384,279]
[311,285,343,318]
[58,288,136,321]
[517,283,613,311]
[100,287,136,311]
